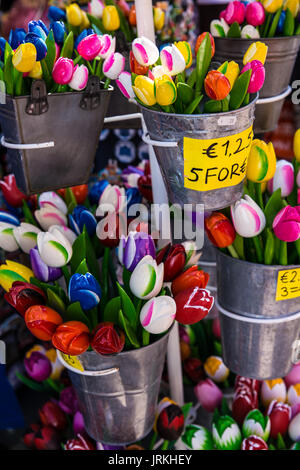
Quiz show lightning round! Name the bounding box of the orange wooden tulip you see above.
[195,32,215,57]
[52,321,90,356]
[58,185,88,204]
[205,212,236,248]
[128,5,136,26]
[25,305,63,341]
[130,51,149,75]
[204,70,231,101]
[171,265,209,297]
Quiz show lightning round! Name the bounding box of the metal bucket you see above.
[216,250,300,318]
[0,78,113,194]
[140,95,257,211]
[254,87,292,135]
[214,36,300,98]
[217,302,300,379]
[58,330,170,445]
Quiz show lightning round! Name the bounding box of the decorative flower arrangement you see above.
[210,0,300,39]
[115,33,267,114]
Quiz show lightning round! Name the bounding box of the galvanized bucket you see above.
[214,36,300,98]
[57,330,171,445]
[254,87,292,135]
[140,95,257,211]
[0,78,113,194]
[217,302,300,380]
[216,250,300,318]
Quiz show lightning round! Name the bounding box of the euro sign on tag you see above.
[184,126,253,191]
[276,268,300,301]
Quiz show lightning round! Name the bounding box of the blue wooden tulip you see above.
[9,28,26,50]
[88,180,109,205]
[50,21,67,45]
[25,33,47,61]
[69,205,97,237]
[37,20,49,37]
[277,11,286,34]
[68,273,101,311]
[0,211,20,226]
[28,21,47,41]
[0,37,7,61]
[48,6,67,22]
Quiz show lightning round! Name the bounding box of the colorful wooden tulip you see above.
[130,52,148,76]
[25,305,63,341]
[116,71,135,99]
[204,355,230,383]
[174,41,192,68]
[28,61,43,79]
[205,212,236,248]
[263,0,284,13]
[102,5,120,31]
[35,203,67,231]
[0,260,34,292]
[171,265,209,297]
[118,231,155,272]
[0,211,19,226]
[58,185,89,205]
[155,76,177,106]
[0,222,19,252]
[69,205,97,237]
[103,52,125,80]
[39,401,67,431]
[288,412,300,442]
[232,387,258,425]
[28,20,48,39]
[246,2,266,26]
[219,60,240,89]
[91,322,125,355]
[96,184,126,214]
[241,24,260,38]
[5,281,46,317]
[68,64,89,91]
[194,378,223,412]
[132,75,156,106]
[241,435,268,450]
[0,174,26,207]
[284,0,299,17]
[24,351,52,382]
[25,33,47,61]
[37,228,72,268]
[210,19,229,37]
[267,400,291,438]
[68,273,101,311]
[96,212,124,248]
[182,241,202,267]
[223,1,246,24]
[66,3,83,26]
[88,0,105,18]
[212,415,242,450]
[140,296,176,334]
[52,321,90,355]
[130,255,164,300]
[261,379,287,407]
[247,139,277,183]
[13,223,41,254]
[9,28,26,50]
[160,44,186,76]
[273,206,300,242]
[77,34,102,61]
[285,362,300,387]
[12,43,37,73]
[268,159,294,197]
[153,6,165,31]
[52,57,74,85]
[30,247,62,282]
[195,32,215,56]
[156,243,186,282]
[241,60,265,93]
[174,287,214,324]
[231,195,266,238]
[242,409,271,440]
[39,190,67,214]
[287,384,300,407]
[48,6,66,22]
[132,37,159,67]
[97,34,116,59]
[51,224,77,247]
[65,434,95,450]
[182,425,214,450]
[204,70,231,100]
[243,41,268,65]
[154,398,185,441]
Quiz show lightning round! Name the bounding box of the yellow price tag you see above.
[62,353,84,372]
[276,268,300,301]
[184,126,253,192]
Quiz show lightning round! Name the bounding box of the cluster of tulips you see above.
[210,0,300,39]
[204,129,300,265]
[116,33,267,114]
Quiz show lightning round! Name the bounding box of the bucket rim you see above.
[138,93,258,120]
[216,249,300,271]
[256,86,291,104]
[217,301,300,324]
[214,35,300,43]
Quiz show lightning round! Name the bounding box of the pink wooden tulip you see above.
[224,1,246,25]
[116,71,135,99]
[194,378,223,412]
[68,65,89,91]
[268,160,294,198]
[77,34,102,61]
[97,34,115,59]
[285,362,300,387]
[273,206,300,243]
[132,36,159,67]
[245,2,266,26]
[52,57,74,85]
[241,60,265,93]
[103,52,125,80]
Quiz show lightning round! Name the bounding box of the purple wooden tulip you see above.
[241,60,265,93]
[194,378,223,412]
[73,411,85,434]
[118,231,156,272]
[24,351,52,382]
[30,246,62,282]
[59,386,79,415]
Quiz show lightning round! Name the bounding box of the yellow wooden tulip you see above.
[29,61,42,79]
[155,76,177,106]
[12,43,37,73]
[175,41,192,68]
[0,260,34,292]
[284,0,300,17]
[153,7,165,31]
[247,139,277,183]
[66,3,83,27]
[102,5,120,31]
[243,41,268,65]
[133,75,156,106]
[263,0,284,13]
[294,128,300,162]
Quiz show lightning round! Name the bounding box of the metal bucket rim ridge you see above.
[214,35,300,43]
[217,301,300,323]
[216,249,300,271]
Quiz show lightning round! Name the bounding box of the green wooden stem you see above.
[161,440,169,450]
[227,244,239,259]
[279,240,288,265]
[149,431,158,451]
[252,235,263,264]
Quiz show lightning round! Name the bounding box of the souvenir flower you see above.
[24,424,60,450]
[184,357,204,383]
[96,184,126,214]
[132,37,159,67]
[204,70,231,101]
[219,61,240,89]
[30,247,62,282]
[132,75,156,106]
[48,6,66,22]
[75,28,94,49]
[212,415,242,450]
[37,228,72,268]
[58,185,89,205]
[241,60,265,93]
[129,255,164,300]
[12,43,37,73]
[5,281,46,317]
[52,57,74,85]
[181,425,214,450]
[212,317,221,339]
[49,225,77,246]
[25,33,47,61]
[97,34,116,59]
[204,356,230,383]
[285,362,300,387]
[246,2,266,26]
[66,3,83,26]
[242,409,270,440]
[288,412,300,442]
[205,212,236,248]
[9,28,26,50]
[231,195,266,238]
[247,140,276,183]
[126,187,142,212]
[284,0,299,17]
[103,52,125,80]
[28,61,43,79]
[140,296,176,334]
[287,384,300,407]
[210,19,229,37]
[175,287,214,325]
[69,205,97,237]
[102,5,120,31]
[25,305,63,341]
[65,434,95,450]
[0,222,19,252]
[182,241,202,267]
[24,351,52,382]
[155,76,177,106]
[91,322,125,355]
[89,180,109,205]
[88,0,104,18]
[12,223,41,254]
[39,191,67,214]
[174,41,192,68]
[0,174,26,208]
[267,401,291,438]
[154,398,185,441]
[59,386,78,415]
[241,435,268,450]
[0,211,19,226]
[96,212,124,248]
[50,21,67,46]
[195,32,215,57]
[171,265,209,297]
[129,5,136,25]
[73,410,85,435]
[35,204,67,231]
[241,24,260,38]
[0,260,34,292]
[52,321,90,356]
[130,51,149,75]
[268,159,294,198]
[263,0,284,13]
[81,10,91,29]
[223,1,246,24]
[273,206,300,242]
[77,34,102,61]
[160,44,186,76]
[118,231,155,272]
[153,6,165,31]
[156,243,186,282]
[232,386,258,424]
[243,41,268,66]
[261,379,287,407]
[39,401,67,431]
[194,378,223,412]
[235,376,261,394]
[68,273,101,311]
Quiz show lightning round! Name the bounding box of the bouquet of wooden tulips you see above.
[116,33,267,114]
[204,129,300,265]
[210,0,300,39]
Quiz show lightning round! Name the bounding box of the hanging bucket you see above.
[254,87,292,135]
[57,330,171,445]
[140,94,257,211]
[0,78,113,195]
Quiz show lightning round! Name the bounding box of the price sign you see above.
[62,353,84,372]
[276,268,300,301]
[183,126,253,191]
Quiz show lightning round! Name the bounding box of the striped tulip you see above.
[261,379,287,407]
[241,60,265,93]
[69,65,89,91]
[97,34,115,59]
[49,225,77,246]
[116,71,135,99]
[0,260,34,292]
[140,296,176,334]
[129,255,164,300]
[13,223,41,254]
[175,41,192,68]
[0,223,19,252]
[231,195,266,238]
[267,159,294,198]
[210,19,229,37]
[160,44,186,76]
[247,139,277,183]
[132,37,159,67]
[241,25,260,39]
[287,384,300,407]
[35,203,67,231]
[118,231,156,272]
[39,191,67,215]
[96,184,126,214]
[37,228,72,268]
[242,409,271,441]
[0,211,19,226]
[132,75,156,106]
[103,52,125,80]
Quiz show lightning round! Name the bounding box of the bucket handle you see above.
[256,86,292,104]
[57,350,119,376]
[1,136,54,149]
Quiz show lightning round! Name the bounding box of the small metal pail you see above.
[0,77,113,194]
[254,87,292,135]
[58,330,171,445]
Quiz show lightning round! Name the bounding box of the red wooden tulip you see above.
[52,321,90,356]
[138,174,153,202]
[58,185,88,204]
[156,243,186,282]
[39,401,67,431]
[23,423,40,449]
[5,281,46,317]
[65,433,95,450]
[195,32,215,57]
[171,265,209,296]
[25,305,63,341]
[91,322,125,355]
[232,386,258,425]
[130,50,148,74]
[98,212,125,248]
[204,70,231,101]
[0,174,27,207]
[241,435,268,450]
[267,400,291,439]
[24,424,61,450]
[175,287,214,325]
[205,212,236,248]
[156,403,185,440]
[235,376,261,395]
[183,357,205,383]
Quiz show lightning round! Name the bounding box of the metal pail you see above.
[216,250,300,318]
[217,302,300,380]
[140,95,257,211]
[58,330,171,445]
[214,36,300,98]
[0,78,113,194]
[254,87,292,135]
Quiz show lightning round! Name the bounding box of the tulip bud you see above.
[171,265,209,297]
[181,425,214,450]
[69,205,97,237]
[13,223,41,254]
[49,225,77,246]
[88,0,105,18]
[132,75,156,107]
[243,41,268,66]
[267,400,291,438]
[273,206,300,242]
[160,44,186,76]
[118,231,156,272]
[28,61,43,79]
[52,57,74,85]
[246,2,266,26]
[129,255,164,300]
[103,52,125,80]
[140,296,176,334]
[39,401,67,431]
[59,386,78,415]
[194,378,223,412]
[175,287,214,325]
[24,351,52,382]
[219,60,240,89]
[96,184,126,214]
[155,76,177,106]
[205,212,236,248]
[294,129,300,162]
[0,222,19,252]
[68,65,89,91]
[156,243,186,282]
[102,5,120,31]
[261,379,287,408]
[223,1,246,24]
[285,362,300,387]
[130,51,149,75]
[210,19,229,37]
[12,43,37,73]
[0,174,26,208]
[263,0,284,14]
[241,435,268,450]
[241,24,260,38]
[25,305,63,341]
[37,228,72,268]
[97,34,116,59]
[174,41,192,68]
[132,37,159,67]
[154,397,185,440]
[68,273,101,311]
[91,322,125,355]
[0,260,34,292]
[9,28,26,50]
[52,321,90,356]
[5,281,46,317]
[48,6,66,22]
[30,247,62,282]
[204,355,230,383]
[116,71,135,99]
[35,203,67,231]
[204,70,231,100]
[66,3,83,26]
[241,60,265,93]
[242,409,271,441]
[195,32,215,57]
[232,386,258,424]
[268,159,295,197]
[247,139,277,183]
[212,415,242,450]
[77,34,102,61]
